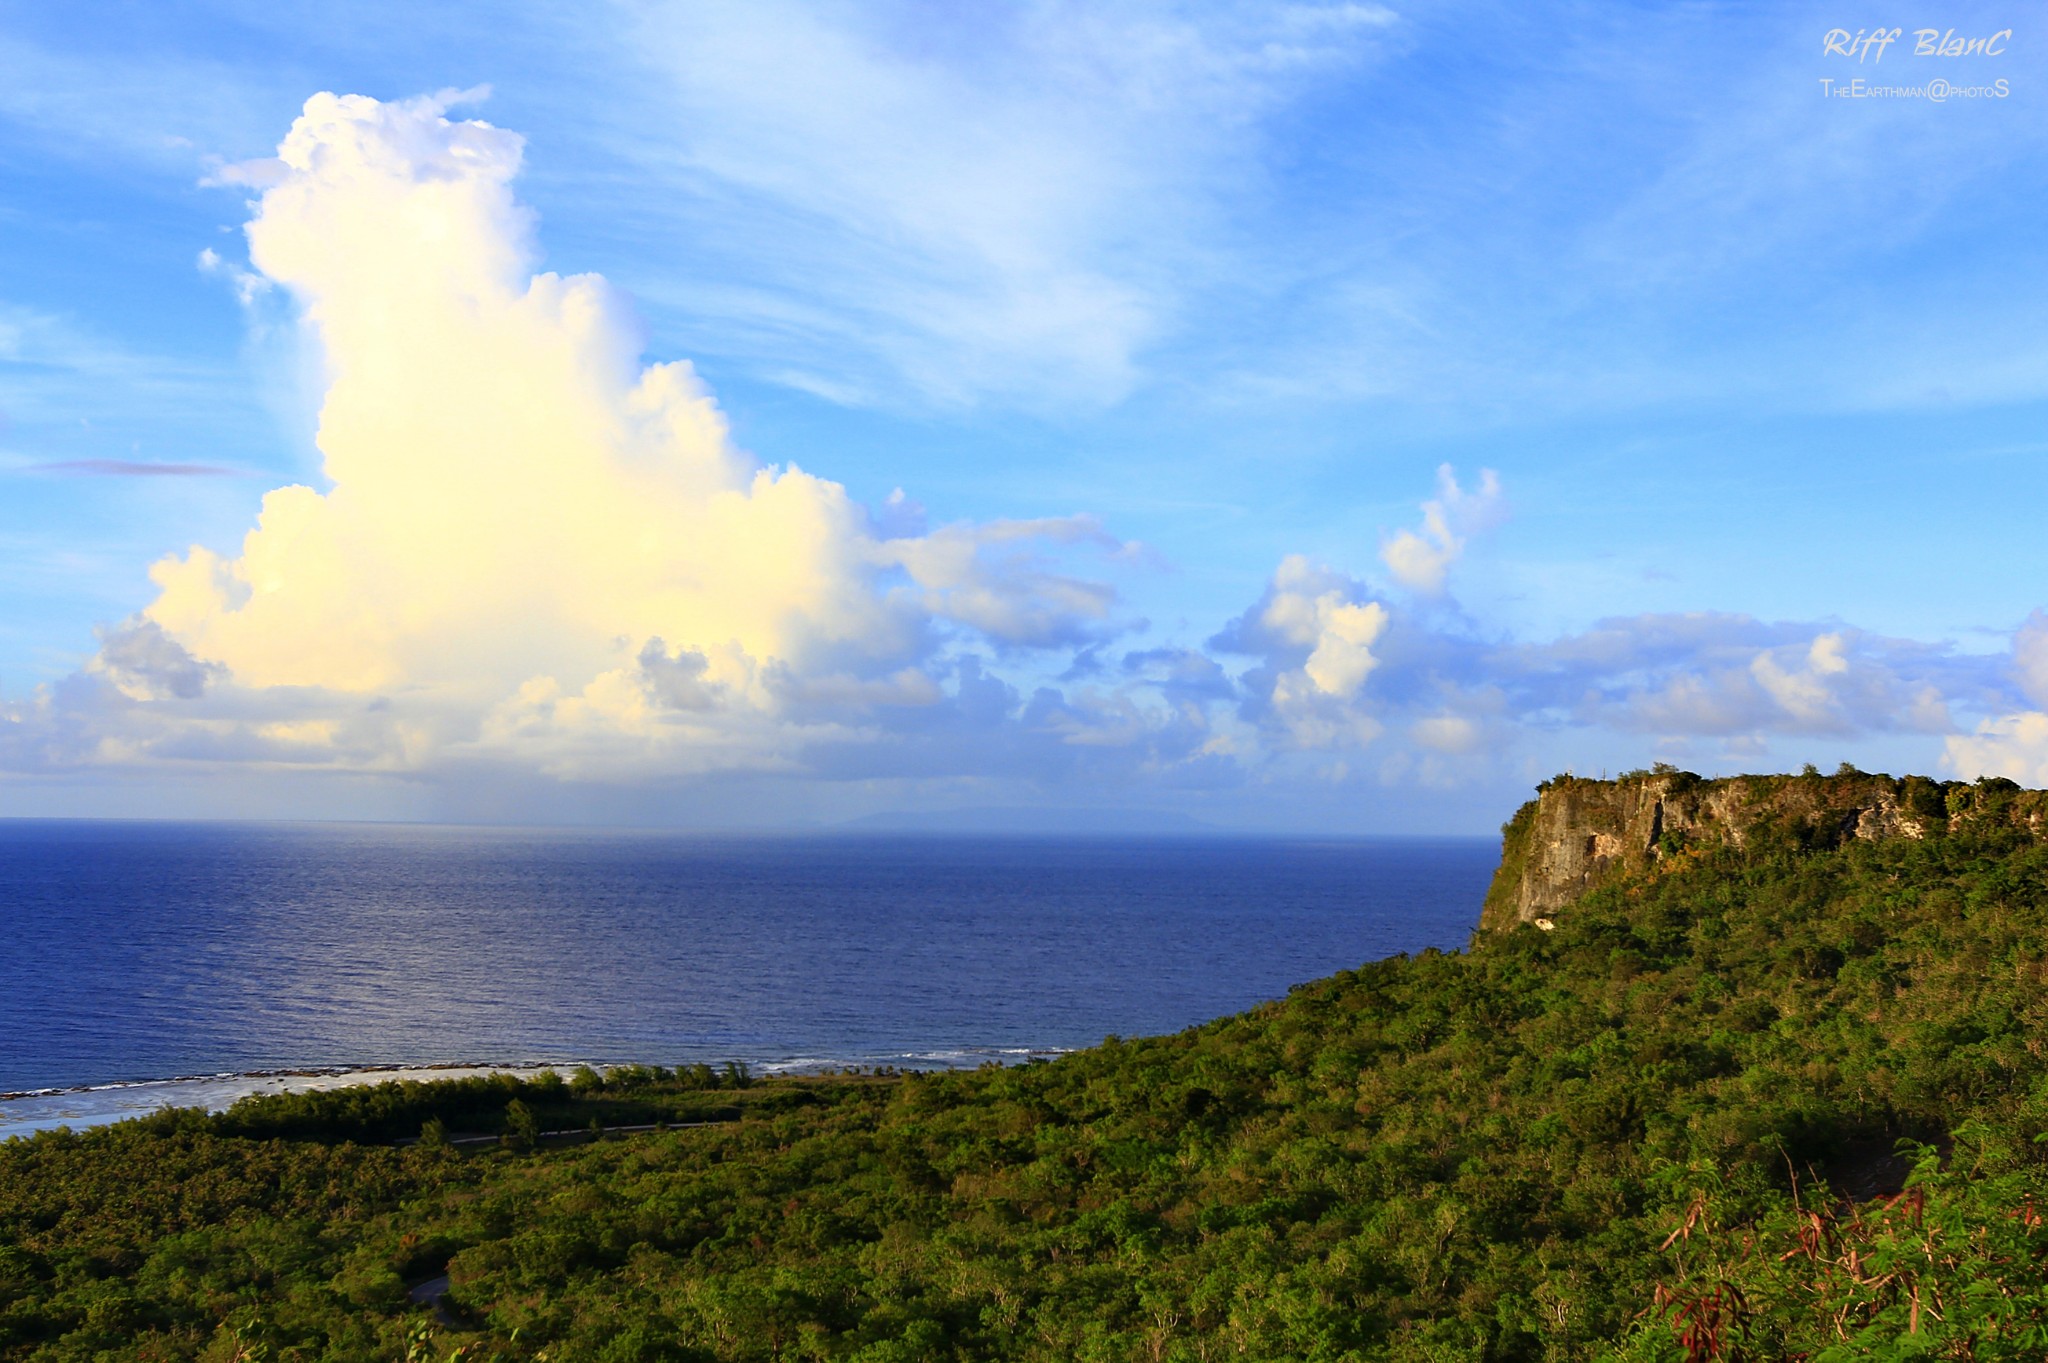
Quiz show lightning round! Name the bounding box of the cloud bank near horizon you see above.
[2,91,2043,822]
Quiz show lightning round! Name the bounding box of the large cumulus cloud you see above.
[98,91,1149,783]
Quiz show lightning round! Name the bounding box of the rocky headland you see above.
[1480,766,2048,931]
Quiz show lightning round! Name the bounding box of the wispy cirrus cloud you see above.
[581,1,1401,411]
[26,459,242,477]
[0,28,284,172]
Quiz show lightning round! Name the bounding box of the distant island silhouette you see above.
[835,806,1220,835]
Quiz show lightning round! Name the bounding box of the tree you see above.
[504,1099,539,1151]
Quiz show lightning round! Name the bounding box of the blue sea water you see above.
[0,822,1496,1101]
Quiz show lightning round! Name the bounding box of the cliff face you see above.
[1479,769,2048,931]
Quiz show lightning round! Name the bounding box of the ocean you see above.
[0,821,1497,1135]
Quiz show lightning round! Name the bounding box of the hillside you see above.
[7,771,2048,1360]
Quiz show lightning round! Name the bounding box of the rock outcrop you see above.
[1479,767,2048,931]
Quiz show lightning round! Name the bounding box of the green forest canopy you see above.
[8,776,2048,1360]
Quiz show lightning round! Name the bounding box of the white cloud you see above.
[1302,597,1389,699]
[1378,463,1503,596]
[196,246,271,306]
[1411,713,1481,754]
[1474,610,1980,746]
[1213,554,1391,750]
[1242,555,1389,692]
[61,91,1134,782]
[875,516,1128,648]
[1948,712,2048,786]
[1941,610,2048,784]
[1748,631,1851,731]
[89,620,219,701]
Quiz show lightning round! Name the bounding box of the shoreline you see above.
[0,1060,581,1105]
[0,1063,579,1141]
[0,1047,1074,1140]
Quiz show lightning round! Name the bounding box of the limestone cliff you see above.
[1479,767,2048,931]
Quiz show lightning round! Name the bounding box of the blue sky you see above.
[0,1,2042,831]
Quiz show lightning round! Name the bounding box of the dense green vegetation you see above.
[10,796,2048,1360]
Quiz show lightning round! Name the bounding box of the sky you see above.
[0,0,2042,833]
